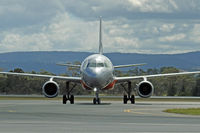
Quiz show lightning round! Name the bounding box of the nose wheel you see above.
[93,88,101,104]
[93,98,101,104]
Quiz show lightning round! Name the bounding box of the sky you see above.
[0,0,200,54]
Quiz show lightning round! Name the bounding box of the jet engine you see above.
[137,80,154,98]
[42,80,59,98]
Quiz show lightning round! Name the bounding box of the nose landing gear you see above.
[93,98,101,104]
[93,88,101,104]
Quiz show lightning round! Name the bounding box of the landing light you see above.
[94,88,97,92]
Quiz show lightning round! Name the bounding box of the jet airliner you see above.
[1,17,200,104]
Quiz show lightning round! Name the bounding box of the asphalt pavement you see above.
[0,100,200,133]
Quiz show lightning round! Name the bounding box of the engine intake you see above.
[137,80,154,98]
[42,80,59,98]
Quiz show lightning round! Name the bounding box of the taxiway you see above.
[0,100,200,133]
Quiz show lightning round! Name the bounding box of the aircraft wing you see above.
[56,63,81,68]
[0,72,81,83]
[114,63,146,68]
[115,71,200,83]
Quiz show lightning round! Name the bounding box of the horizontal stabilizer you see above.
[56,63,81,68]
[114,63,146,68]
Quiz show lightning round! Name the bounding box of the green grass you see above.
[164,108,200,115]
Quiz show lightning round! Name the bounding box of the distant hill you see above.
[0,51,200,74]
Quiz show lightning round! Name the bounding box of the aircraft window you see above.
[87,62,106,67]
[104,63,108,67]
[87,63,96,67]
[97,63,104,67]
[83,60,88,69]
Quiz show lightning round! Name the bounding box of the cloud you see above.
[159,24,175,32]
[159,33,186,42]
[0,12,99,52]
[189,24,200,43]
[0,33,53,52]
[0,0,63,29]
[127,0,172,13]
[0,0,200,54]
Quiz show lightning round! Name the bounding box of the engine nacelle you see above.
[42,80,59,98]
[137,80,154,98]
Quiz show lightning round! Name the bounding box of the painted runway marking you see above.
[8,110,16,113]
[123,109,131,113]
[123,108,196,118]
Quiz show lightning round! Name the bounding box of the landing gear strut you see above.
[121,82,135,104]
[63,81,76,104]
[93,89,101,104]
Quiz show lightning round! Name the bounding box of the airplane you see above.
[1,17,200,104]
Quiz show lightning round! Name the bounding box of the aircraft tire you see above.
[130,95,135,104]
[123,95,128,104]
[97,98,101,104]
[93,98,96,104]
[63,95,67,104]
[70,95,74,104]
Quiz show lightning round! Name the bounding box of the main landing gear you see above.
[63,81,76,104]
[121,81,135,104]
[93,88,101,104]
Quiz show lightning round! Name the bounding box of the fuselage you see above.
[80,54,115,91]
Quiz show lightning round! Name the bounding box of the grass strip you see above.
[164,108,200,115]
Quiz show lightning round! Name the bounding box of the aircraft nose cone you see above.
[87,68,100,77]
[87,68,104,81]
[84,68,111,89]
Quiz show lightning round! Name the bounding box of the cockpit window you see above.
[87,62,106,68]
[97,63,104,67]
[104,63,108,67]
[87,62,96,67]
[87,60,111,68]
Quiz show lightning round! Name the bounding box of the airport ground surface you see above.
[1,98,200,133]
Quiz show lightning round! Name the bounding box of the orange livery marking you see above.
[103,80,116,90]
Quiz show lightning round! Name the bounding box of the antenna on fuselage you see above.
[99,16,103,55]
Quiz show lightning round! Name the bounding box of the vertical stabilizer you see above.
[99,16,103,54]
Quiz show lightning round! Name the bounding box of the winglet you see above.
[99,16,103,55]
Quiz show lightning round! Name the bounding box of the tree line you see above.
[1,65,200,96]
